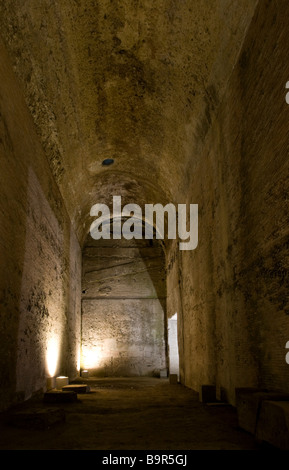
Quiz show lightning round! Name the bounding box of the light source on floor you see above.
[56,376,69,390]
[46,335,60,380]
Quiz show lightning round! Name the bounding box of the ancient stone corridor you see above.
[1,0,289,452]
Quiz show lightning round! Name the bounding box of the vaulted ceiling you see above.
[0,0,257,244]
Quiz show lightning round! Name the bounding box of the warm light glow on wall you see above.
[81,346,103,369]
[77,348,81,372]
[46,336,60,377]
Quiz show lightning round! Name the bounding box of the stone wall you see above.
[81,237,167,376]
[0,41,81,410]
[171,0,289,404]
[1,0,289,411]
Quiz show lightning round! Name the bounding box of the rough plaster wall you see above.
[0,41,81,410]
[175,0,289,404]
[81,237,166,376]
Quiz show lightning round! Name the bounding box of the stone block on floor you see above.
[199,385,216,403]
[236,391,289,435]
[62,384,90,393]
[169,374,178,384]
[256,400,289,450]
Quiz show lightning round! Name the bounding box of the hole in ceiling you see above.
[102,158,114,166]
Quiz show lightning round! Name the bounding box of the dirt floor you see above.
[0,377,273,450]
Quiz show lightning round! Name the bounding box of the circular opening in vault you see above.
[102,158,114,166]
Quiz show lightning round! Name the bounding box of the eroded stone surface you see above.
[0,0,257,243]
[169,0,289,403]
[1,0,289,419]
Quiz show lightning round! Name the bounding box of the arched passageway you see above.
[1,0,289,452]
